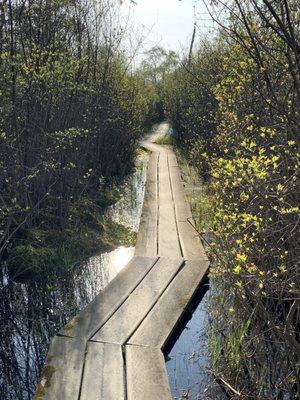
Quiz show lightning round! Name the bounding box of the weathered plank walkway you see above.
[35,123,209,400]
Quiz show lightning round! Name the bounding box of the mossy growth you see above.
[99,219,136,249]
[34,364,56,399]
[63,321,75,331]
[138,145,151,155]
[154,134,173,145]
[8,217,136,282]
[42,365,56,388]
[7,186,137,282]
[8,245,72,281]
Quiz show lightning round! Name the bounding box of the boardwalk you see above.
[35,123,209,400]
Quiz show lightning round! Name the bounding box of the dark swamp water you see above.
[0,152,223,400]
[0,154,148,400]
[165,277,225,400]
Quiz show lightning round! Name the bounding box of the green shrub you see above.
[8,245,72,281]
[154,135,172,145]
[161,4,300,396]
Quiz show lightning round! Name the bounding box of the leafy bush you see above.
[8,246,72,281]
[162,39,223,180]
[0,0,157,273]
[162,1,300,397]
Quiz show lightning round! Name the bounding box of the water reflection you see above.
[0,154,148,399]
[165,280,225,400]
[109,153,148,232]
[75,246,135,310]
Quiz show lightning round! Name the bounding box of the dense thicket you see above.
[140,46,180,121]
[0,0,156,279]
[162,0,299,397]
[162,40,222,179]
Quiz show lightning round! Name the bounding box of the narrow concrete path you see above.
[35,123,209,400]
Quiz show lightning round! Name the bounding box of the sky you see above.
[121,0,213,59]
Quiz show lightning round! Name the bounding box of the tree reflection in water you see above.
[165,279,226,399]
[0,154,147,399]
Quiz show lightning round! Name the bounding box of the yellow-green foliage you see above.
[162,4,299,397]
[0,0,157,274]
[175,150,214,232]
[154,135,172,145]
[210,41,299,287]
[206,18,300,399]
[162,39,223,179]
[34,364,56,399]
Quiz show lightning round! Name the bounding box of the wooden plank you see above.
[178,220,208,261]
[59,256,158,340]
[35,336,86,400]
[142,142,161,153]
[169,164,193,222]
[134,152,158,258]
[91,257,184,344]
[126,345,172,400]
[167,150,178,167]
[36,125,211,400]
[128,260,209,348]
[169,165,186,203]
[167,149,208,260]
[158,151,182,258]
[80,342,124,400]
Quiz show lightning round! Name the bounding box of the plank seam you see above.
[160,269,209,351]
[162,273,210,356]
[126,343,156,349]
[122,345,128,400]
[91,258,186,345]
[167,151,184,258]
[156,151,160,256]
[128,261,210,350]
[88,339,124,345]
[122,259,186,346]
[77,341,88,400]
[87,257,160,341]
[35,126,211,400]
[88,339,158,350]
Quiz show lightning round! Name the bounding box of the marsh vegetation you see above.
[0,0,299,398]
[159,0,300,398]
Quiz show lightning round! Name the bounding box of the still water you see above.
[0,155,147,400]
[165,278,225,400]
[0,151,221,400]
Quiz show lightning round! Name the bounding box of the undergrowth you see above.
[6,185,136,282]
[154,134,173,145]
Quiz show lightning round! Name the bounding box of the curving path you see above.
[35,123,209,400]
